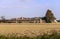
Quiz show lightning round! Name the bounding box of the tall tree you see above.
[45,9,56,23]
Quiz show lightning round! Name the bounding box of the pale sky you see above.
[0,0,60,19]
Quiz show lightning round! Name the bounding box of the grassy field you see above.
[0,23,60,35]
[0,23,59,39]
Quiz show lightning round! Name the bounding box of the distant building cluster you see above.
[0,17,57,23]
[0,17,47,23]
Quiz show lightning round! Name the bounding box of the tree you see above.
[45,9,56,23]
[1,16,6,23]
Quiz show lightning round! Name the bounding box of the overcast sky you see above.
[0,0,60,19]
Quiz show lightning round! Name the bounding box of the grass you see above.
[0,30,59,39]
[0,23,60,39]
